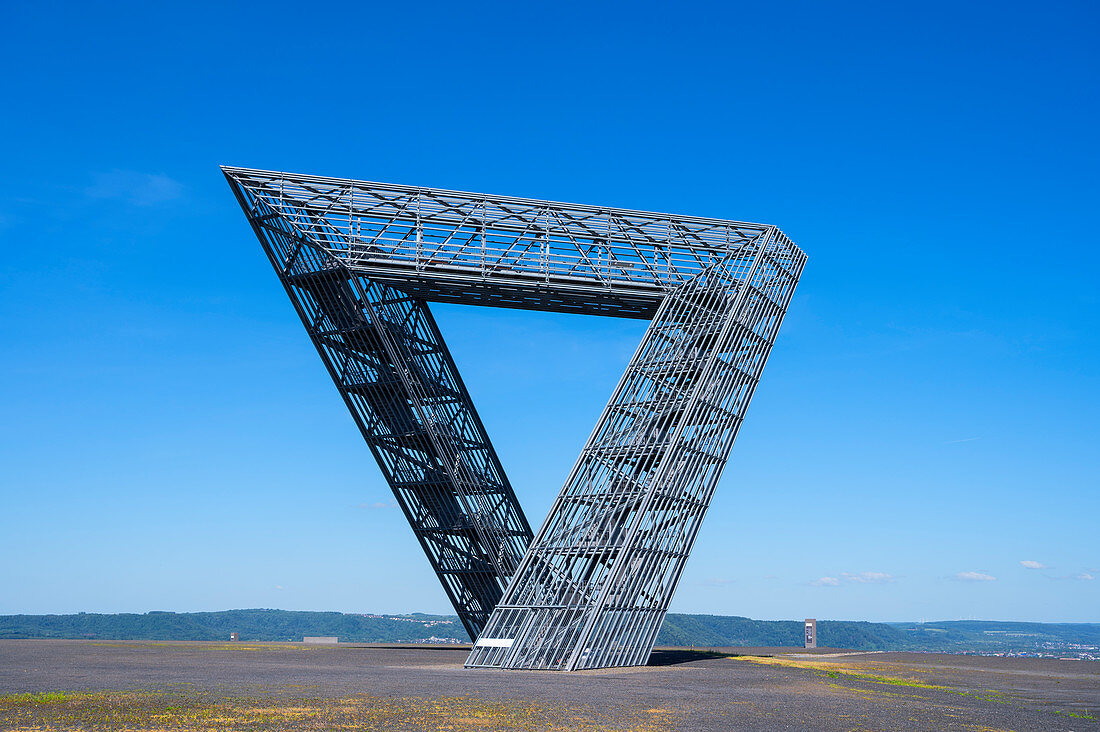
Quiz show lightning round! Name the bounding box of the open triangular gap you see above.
[426,302,649,535]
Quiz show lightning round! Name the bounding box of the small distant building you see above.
[804,619,817,649]
[303,636,339,644]
[229,632,239,642]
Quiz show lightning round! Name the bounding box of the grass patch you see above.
[730,655,1092,722]
[4,691,76,704]
[822,668,949,691]
[0,689,681,730]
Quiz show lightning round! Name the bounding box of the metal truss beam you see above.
[222,166,806,669]
[466,232,803,669]
[221,166,781,318]
[226,175,533,640]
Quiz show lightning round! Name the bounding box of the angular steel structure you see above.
[223,166,805,670]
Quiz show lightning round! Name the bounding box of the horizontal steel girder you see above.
[223,166,806,669]
[221,166,800,318]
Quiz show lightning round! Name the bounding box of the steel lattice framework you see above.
[223,166,806,670]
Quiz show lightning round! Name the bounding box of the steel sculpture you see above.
[223,166,805,670]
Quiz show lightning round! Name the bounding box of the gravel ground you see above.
[0,641,1096,730]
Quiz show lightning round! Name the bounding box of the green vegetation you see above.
[0,610,465,644]
[657,614,906,650]
[658,614,1100,654]
[1,610,1097,654]
[886,619,1100,653]
[3,691,75,704]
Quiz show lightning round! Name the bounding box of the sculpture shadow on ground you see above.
[646,649,732,667]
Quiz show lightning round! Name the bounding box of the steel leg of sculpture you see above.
[232,185,532,640]
[467,232,802,669]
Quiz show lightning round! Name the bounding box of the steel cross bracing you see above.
[225,176,533,640]
[221,166,783,319]
[466,239,801,670]
[222,166,806,669]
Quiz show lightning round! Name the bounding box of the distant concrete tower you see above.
[804,619,817,649]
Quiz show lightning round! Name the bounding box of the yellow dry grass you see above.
[728,655,1097,722]
[0,690,681,731]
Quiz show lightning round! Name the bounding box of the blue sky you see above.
[1,1,1096,623]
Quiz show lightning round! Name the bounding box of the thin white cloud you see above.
[355,501,397,509]
[842,571,895,584]
[1020,560,1046,570]
[86,170,183,205]
[956,571,996,582]
[1076,573,1095,581]
[812,571,895,586]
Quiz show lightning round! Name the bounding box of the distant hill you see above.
[657,614,908,650]
[885,619,1100,655]
[0,610,466,644]
[1,610,1096,657]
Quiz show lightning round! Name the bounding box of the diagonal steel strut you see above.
[466,232,802,670]
[226,172,533,639]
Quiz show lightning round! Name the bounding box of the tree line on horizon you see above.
[1,609,1096,654]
